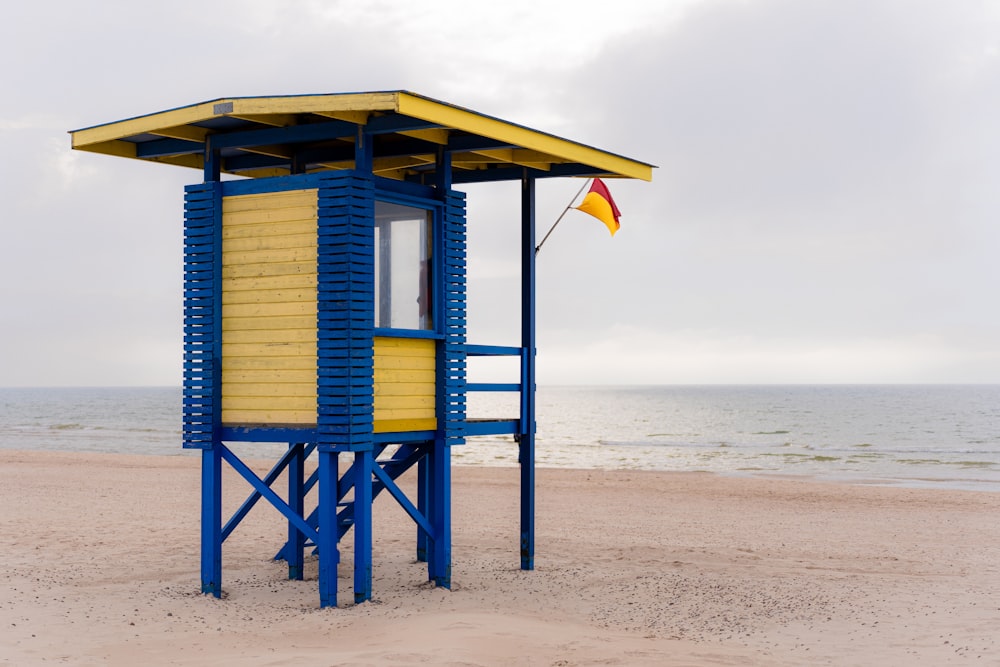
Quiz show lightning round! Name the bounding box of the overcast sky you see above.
[3,0,999,386]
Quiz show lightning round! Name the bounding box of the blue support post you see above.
[428,436,451,587]
[353,451,374,603]
[520,171,536,571]
[318,450,340,608]
[287,443,305,580]
[316,170,376,606]
[200,446,223,596]
[416,454,429,562]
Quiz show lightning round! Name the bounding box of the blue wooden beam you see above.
[200,447,222,597]
[353,451,373,603]
[466,344,521,356]
[519,171,536,572]
[135,137,202,158]
[465,419,520,436]
[209,119,357,151]
[468,383,521,392]
[287,443,306,580]
[318,450,339,608]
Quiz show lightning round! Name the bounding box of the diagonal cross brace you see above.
[223,443,317,542]
[219,444,320,546]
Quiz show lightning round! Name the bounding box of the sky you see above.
[2,0,1000,386]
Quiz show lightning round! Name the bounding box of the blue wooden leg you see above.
[416,453,428,562]
[201,446,223,596]
[428,437,451,588]
[353,450,373,603]
[318,450,339,608]
[519,434,535,570]
[287,443,305,581]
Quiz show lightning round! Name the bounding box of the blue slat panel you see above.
[183,182,221,450]
[316,172,375,453]
[436,188,468,449]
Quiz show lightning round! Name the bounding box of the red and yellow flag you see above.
[575,178,622,236]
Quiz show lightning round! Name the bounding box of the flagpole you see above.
[534,178,592,255]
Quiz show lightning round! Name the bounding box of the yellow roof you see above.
[70,91,653,183]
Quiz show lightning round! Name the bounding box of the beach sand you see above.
[1,449,998,666]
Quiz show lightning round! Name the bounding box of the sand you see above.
[1,449,998,666]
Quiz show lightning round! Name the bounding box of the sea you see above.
[1,385,998,492]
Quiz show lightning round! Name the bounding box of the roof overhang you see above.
[70,91,654,183]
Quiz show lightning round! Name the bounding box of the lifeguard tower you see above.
[70,91,652,607]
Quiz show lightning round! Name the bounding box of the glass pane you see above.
[374,201,432,330]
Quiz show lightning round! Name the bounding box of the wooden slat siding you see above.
[316,172,376,452]
[437,189,468,447]
[373,336,436,433]
[220,189,319,425]
[182,182,221,449]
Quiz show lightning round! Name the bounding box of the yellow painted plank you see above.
[222,262,317,279]
[223,315,316,331]
[230,93,398,116]
[222,301,315,318]
[373,395,435,411]
[223,235,317,254]
[374,418,437,433]
[222,382,316,398]
[222,246,316,266]
[222,215,317,235]
[222,395,316,410]
[223,190,317,213]
[374,369,436,384]
[373,356,436,371]
[373,407,437,420]
[223,287,317,305]
[223,273,316,291]
[396,92,653,181]
[221,356,316,371]
[222,329,314,344]
[223,369,316,384]
[222,342,317,358]
[373,382,436,397]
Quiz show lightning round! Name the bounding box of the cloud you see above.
[3,0,999,384]
[527,0,1000,381]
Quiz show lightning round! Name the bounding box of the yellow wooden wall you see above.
[219,190,437,433]
[374,337,437,433]
[221,190,319,425]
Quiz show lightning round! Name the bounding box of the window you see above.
[374,201,432,330]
